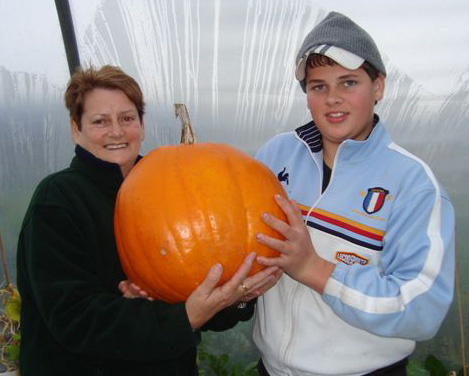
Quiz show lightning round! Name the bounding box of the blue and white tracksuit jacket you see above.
[253,118,455,376]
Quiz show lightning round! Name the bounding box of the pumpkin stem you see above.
[174,103,196,145]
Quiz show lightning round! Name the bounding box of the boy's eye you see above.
[310,84,326,92]
[343,80,356,88]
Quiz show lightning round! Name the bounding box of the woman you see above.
[16,65,279,375]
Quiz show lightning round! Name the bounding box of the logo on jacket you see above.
[335,252,369,266]
[362,187,389,214]
[277,167,289,185]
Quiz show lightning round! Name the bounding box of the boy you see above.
[253,11,455,376]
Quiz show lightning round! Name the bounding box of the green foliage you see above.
[424,355,449,376]
[200,320,258,368]
[198,347,257,376]
[407,358,431,376]
[198,346,468,376]
[5,332,21,362]
[0,285,21,371]
[407,354,467,376]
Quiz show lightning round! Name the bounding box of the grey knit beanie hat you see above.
[295,11,386,92]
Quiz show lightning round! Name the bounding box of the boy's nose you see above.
[326,89,343,106]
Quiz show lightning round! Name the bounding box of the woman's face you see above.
[71,88,144,177]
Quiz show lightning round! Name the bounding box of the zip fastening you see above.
[304,140,344,224]
[278,138,345,373]
[278,280,302,375]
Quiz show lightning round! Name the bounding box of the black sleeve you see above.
[20,204,197,363]
[200,299,256,332]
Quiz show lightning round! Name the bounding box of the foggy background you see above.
[1,0,467,370]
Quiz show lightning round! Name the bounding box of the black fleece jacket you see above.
[17,145,254,376]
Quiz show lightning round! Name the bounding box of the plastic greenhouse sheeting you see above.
[0,0,467,372]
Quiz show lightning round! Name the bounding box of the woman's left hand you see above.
[118,281,153,300]
[238,268,283,302]
[255,194,334,293]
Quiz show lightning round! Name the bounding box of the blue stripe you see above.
[306,221,383,251]
[309,215,383,248]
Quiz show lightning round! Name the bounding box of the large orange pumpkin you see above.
[114,104,287,303]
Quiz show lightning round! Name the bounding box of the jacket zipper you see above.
[278,143,344,372]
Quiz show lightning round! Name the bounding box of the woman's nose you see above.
[108,120,124,137]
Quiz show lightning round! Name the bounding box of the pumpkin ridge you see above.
[223,148,250,278]
[212,145,248,282]
[114,190,141,286]
[127,171,164,298]
[174,147,210,294]
[156,148,192,302]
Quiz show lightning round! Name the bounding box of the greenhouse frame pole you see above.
[55,0,81,76]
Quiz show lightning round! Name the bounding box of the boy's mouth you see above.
[326,112,347,122]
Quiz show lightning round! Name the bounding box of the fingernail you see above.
[213,263,222,273]
[261,213,269,221]
[275,194,282,201]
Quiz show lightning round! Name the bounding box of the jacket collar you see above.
[294,114,381,155]
[71,145,142,193]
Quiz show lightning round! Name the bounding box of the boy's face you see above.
[305,62,385,150]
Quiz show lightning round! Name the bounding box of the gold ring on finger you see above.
[241,282,249,293]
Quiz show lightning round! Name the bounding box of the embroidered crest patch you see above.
[362,187,389,214]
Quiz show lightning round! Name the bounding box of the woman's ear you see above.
[70,118,80,144]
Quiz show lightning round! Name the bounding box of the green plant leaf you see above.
[6,344,20,362]
[5,289,21,322]
[198,346,259,376]
[424,355,447,376]
[407,358,430,376]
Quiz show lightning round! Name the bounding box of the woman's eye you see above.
[120,114,136,124]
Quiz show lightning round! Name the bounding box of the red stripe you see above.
[304,211,383,241]
[374,193,385,211]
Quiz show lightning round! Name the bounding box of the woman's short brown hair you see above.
[307,53,380,81]
[65,65,145,129]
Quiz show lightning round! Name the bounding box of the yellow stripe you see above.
[297,204,384,237]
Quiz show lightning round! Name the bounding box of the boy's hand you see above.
[255,194,334,293]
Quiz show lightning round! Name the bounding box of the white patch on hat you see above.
[295,45,365,81]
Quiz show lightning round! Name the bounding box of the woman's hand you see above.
[238,268,283,302]
[185,252,279,330]
[118,281,153,300]
[255,194,334,293]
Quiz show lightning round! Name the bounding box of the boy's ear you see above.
[374,74,386,102]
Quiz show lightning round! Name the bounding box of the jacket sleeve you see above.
[322,184,455,341]
[201,300,256,332]
[20,202,198,363]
